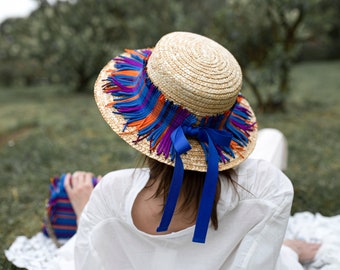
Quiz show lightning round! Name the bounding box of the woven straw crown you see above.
[94,32,257,172]
[147,32,243,117]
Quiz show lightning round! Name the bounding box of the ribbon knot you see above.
[182,125,200,138]
[157,124,232,243]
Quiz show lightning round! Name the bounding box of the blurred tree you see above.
[28,0,123,92]
[0,18,44,86]
[24,0,185,92]
[0,0,338,110]
[210,0,322,111]
[300,0,340,60]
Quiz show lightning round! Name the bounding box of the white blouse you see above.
[75,158,303,270]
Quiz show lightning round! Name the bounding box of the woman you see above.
[5,32,321,269]
[73,32,319,269]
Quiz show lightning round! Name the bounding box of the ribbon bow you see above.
[156,125,232,243]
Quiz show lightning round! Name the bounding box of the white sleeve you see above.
[235,160,302,269]
[74,174,115,270]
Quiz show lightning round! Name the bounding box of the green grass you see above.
[253,60,340,215]
[0,86,141,269]
[1,60,339,269]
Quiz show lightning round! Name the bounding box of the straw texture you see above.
[147,32,242,117]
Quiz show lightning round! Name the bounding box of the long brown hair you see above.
[146,157,234,230]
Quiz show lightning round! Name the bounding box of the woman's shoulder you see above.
[235,158,294,202]
[84,168,150,216]
[236,158,290,183]
[100,168,149,186]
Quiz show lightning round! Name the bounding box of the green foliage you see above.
[0,0,339,108]
[0,0,186,93]
[210,0,325,110]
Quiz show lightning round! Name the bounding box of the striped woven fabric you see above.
[42,174,98,242]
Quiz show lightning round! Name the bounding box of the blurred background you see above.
[0,0,339,268]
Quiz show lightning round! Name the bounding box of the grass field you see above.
[1,60,339,269]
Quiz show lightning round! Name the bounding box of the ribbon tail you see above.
[157,126,191,232]
[157,154,184,232]
[192,135,219,243]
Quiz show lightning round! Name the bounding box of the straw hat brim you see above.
[94,56,257,172]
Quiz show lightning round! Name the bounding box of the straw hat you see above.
[94,32,257,172]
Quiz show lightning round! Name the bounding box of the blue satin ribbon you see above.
[156,125,232,243]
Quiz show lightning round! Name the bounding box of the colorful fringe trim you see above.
[102,49,255,243]
[103,49,255,162]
